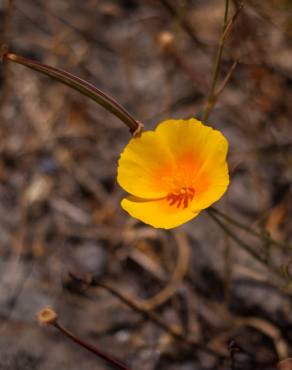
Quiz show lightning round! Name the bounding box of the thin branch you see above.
[37,307,131,370]
[54,322,130,370]
[222,1,245,42]
[207,210,283,280]
[213,61,238,100]
[202,1,245,122]
[69,273,227,360]
[208,209,265,263]
[202,0,230,122]
[209,207,292,250]
[25,0,115,54]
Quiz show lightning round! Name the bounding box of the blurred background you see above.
[0,0,292,369]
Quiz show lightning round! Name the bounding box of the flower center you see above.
[166,187,195,209]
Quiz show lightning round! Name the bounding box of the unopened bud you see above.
[158,31,175,52]
[37,307,58,326]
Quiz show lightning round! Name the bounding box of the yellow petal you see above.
[190,127,229,210]
[191,161,229,211]
[117,131,173,198]
[156,118,228,167]
[155,118,229,210]
[155,118,213,159]
[121,195,199,229]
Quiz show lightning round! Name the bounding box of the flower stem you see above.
[37,307,131,370]
[3,52,143,136]
[207,209,265,263]
[202,1,245,122]
[209,207,292,250]
[207,209,283,280]
[53,322,131,370]
[202,0,230,122]
[69,273,227,360]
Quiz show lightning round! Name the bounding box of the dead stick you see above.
[70,273,227,360]
[37,307,131,370]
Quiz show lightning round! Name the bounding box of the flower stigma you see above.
[166,187,195,209]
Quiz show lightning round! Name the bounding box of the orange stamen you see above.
[166,187,195,209]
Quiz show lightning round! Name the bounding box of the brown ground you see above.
[0,1,292,369]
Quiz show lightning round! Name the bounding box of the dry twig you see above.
[69,272,227,360]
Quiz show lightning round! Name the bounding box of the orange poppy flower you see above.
[117,118,229,229]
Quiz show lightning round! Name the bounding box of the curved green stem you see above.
[3,52,143,135]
